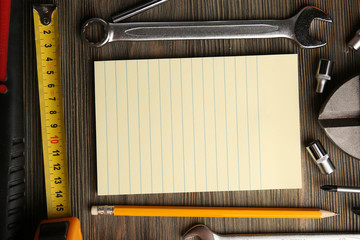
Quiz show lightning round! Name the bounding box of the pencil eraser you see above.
[91,206,98,215]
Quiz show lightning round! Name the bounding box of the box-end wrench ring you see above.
[81,6,331,48]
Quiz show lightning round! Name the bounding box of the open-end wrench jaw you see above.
[292,6,332,48]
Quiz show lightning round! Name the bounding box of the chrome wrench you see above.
[183,224,360,240]
[81,6,331,48]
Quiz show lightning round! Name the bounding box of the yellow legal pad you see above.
[94,54,301,195]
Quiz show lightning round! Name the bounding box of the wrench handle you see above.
[109,20,292,42]
[112,0,169,23]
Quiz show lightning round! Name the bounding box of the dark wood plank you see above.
[24,0,360,239]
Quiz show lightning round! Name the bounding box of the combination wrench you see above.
[183,224,360,240]
[81,6,331,48]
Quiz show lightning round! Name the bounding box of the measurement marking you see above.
[35,8,71,218]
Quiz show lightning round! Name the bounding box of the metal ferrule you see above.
[337,187,360,193]
[306,140,335,175]
[98,206,115,215]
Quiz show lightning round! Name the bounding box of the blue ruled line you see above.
[234,57,240,189]
[256,57,262,189]
[158,60,164,192]
[224,58,230,190]
[191,59,197,191]
[104,62,109,194]
[202,59,208,191]
[147,60,153,193]
[180,59,186,191]
[125,62,132,194]
[213,57,219,191]
[136,62,142,193]
[114,62,120,193]
[245,57,251,190]
[169,60,175,192]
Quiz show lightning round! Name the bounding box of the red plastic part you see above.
[0,84,7,93]
[0,0,11,81]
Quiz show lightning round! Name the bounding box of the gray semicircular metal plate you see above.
[318,75,360,159]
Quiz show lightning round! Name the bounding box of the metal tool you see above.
[81,6,332,48]
[321,185,360,193]
[33,4,83,239]
[33,4,71,219]
[0,0,25,239]
[318,75,360,159]
[306,140,335,175]
[183,224,360,240]
[315,59,334,93]
[348,29,360,50]
[112,0,168,23]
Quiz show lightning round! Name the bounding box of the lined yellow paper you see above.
[94,55,302,195]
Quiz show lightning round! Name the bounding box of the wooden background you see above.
[23,0,360,239]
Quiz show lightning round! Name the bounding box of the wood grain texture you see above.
[23,0,360,239]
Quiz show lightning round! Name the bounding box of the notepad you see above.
[94,54,302,195]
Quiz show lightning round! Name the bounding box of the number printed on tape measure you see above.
[34,6,71,218]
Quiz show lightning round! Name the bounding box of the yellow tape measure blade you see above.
[33,5,71,219]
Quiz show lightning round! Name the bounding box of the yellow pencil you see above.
[91,205,337,219]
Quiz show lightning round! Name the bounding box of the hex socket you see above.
[348,29,360,51]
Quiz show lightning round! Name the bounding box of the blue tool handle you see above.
[0,0,25,239]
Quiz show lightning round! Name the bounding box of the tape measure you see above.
[33,4,71,219]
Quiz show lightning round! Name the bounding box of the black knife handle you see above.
[0,0,25,239]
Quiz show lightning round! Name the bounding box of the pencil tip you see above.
[320,209,338,218]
